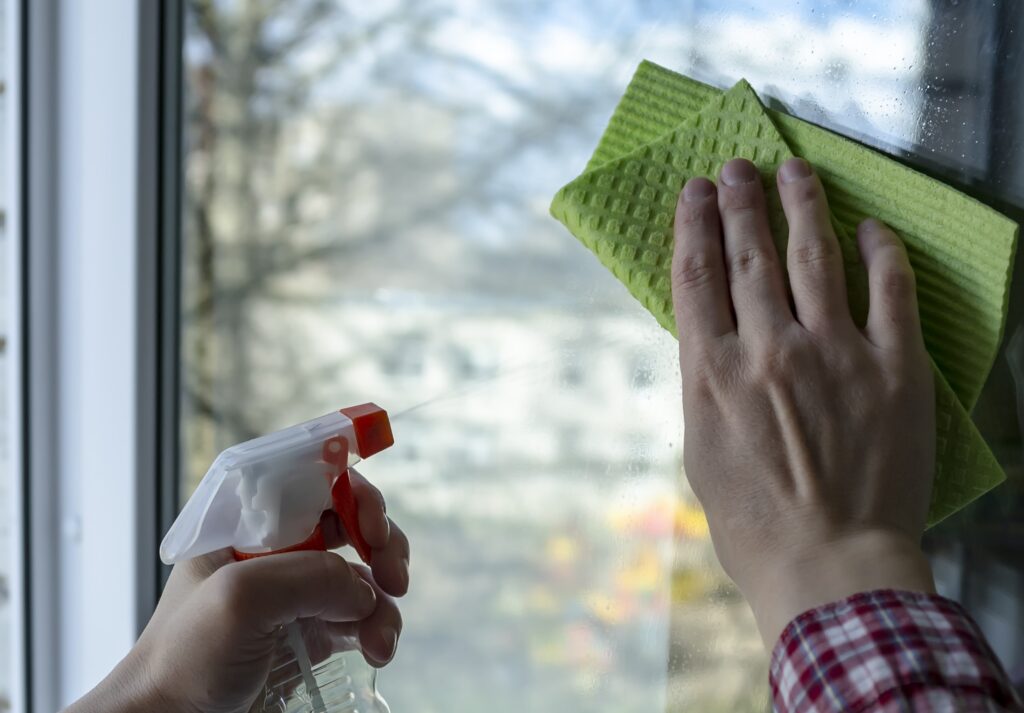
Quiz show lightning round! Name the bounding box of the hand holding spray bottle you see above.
[161,404,396,712]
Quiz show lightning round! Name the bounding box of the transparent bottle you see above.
[255,623,390,713]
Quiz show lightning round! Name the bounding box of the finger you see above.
[321,567,403,667]
[321,500,407,597]
[777,158,851,332]
[349,467,390,549]
[150,549,236,631]
[160,548,234,607]
[214,551,377,634]
[370,518,409,598]
[717,158,792,334]
[180,548,234,582]
[295,617,334,667]
[671,177,734,345]
[856,219,922,351]
[353,564,403,667]
[320,510,348,550]
[276,570,404,669]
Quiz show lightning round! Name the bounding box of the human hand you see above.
[66,470,409,713]
[671,157,936,646]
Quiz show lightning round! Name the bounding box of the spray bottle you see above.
[160,403,396,712]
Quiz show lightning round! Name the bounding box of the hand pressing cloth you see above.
[550,61,1018,525]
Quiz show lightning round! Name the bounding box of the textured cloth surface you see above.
[770,589,1024,713]
[550,61,1019,524]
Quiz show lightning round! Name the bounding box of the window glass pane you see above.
[179,2,762,710]
[178,1,1024,709]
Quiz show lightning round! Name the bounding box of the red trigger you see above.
[323,436,373,565]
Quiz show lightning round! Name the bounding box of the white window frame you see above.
[19,0,172,709]
[5,0,26,709]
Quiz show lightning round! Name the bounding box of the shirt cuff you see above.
[769,589,1023,712]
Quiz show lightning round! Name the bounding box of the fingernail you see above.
[682,178,714,201]
[719,158,758,186]
[368,627,398,664]
[399,558,410,592]
[858,218,884,235]
[778,157,811,184]
[358,579,377,606]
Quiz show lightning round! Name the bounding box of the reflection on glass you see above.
[178,0,1024,709]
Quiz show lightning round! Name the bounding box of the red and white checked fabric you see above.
[770,589,1024,712]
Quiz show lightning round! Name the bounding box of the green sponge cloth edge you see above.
[551,64,1018,526]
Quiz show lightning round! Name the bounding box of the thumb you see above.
[213,551,377,635]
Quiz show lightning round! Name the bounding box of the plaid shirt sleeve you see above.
[770,589,1024,712]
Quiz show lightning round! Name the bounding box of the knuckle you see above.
[672,252,720,291]
[882,369,930,408]
[682,342,732,393]
[875,264,915,302]
[676,201,714,228]
[322,556,364,606]
[364,482,386,509]
[322,553,354,590]
[727,246,773,278]
[682,357,718,400]
[789,178,822,206]
[690,374,731,413]
[752,341,799,384]
[683,376,716,407]
[789,239,837,269]
[720,181,763,212]
[884,373,913,401]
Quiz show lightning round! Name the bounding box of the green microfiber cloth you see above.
[551,61,1019,526]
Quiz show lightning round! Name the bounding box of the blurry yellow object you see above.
[615,550,663,592]
[607,496,675,536]
[671,567,712,603]
[531,636,568,665]
[585,591,625,624]
[546,534,579,564]
[526,586,561,615]
[675,501,710,540]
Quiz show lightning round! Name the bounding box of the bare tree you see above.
[180,0,633,480]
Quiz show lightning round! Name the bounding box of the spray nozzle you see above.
[160,403,394,566]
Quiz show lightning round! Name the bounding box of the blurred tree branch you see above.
[179,0,628,471]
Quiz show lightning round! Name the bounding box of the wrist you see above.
[743,528,935,649]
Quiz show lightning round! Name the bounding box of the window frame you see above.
[155,0,185,596]
[5,0,26,709]
[17,0,183,708]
